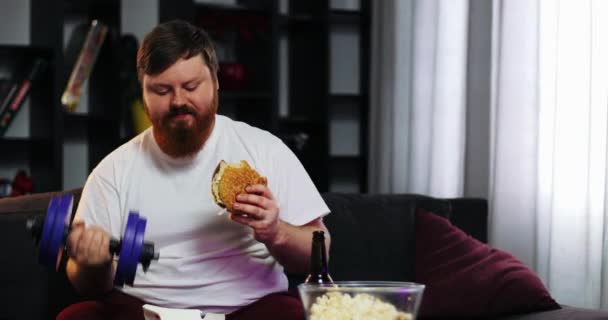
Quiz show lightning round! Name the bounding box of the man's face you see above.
[142,54,218,157]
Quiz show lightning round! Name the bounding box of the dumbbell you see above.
[26,194,159,286]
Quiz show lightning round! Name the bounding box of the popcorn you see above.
[309,292,412,320]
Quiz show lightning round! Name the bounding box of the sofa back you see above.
[0,190,487,320]
[318,193,487,284]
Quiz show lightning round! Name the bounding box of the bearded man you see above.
[58,20,330,320]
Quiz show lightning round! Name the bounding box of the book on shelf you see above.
[61,20,108,112]
[0,58,47,137]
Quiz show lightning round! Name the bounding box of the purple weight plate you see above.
[114,212,139,286]
[48,195,73,270]
[126,217,147,285]
[39,196,59,266]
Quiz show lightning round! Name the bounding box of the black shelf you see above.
[279,13,319,27]
[330,93,361,103]
[329,154,363,193]
[63,112,119,136]
[0,137,53,152]
[330,155,361,161]
[63,112,116,124]
[220,91,272,100]
[196,3,273,15]
[0,45,54,59]
[330,10,361,25]
[280,10,361,27]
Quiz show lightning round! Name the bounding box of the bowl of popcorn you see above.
[298,281,425,320]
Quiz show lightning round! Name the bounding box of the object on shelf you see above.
[196,7,271,93]
[0,170,33,198]
[218,62,247,91]
[282,132,310,152]
[196,9,269,42]
[0,58,47,136]
[11,169,33,197]
[131,99,151,135]
[62,20,108,112]
[0,178,11,197]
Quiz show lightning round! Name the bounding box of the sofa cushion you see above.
[415,210,560,318]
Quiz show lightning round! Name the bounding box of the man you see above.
[58,20,330,320]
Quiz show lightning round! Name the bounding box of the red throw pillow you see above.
[415,210,560,318]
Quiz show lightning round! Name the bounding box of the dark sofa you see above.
[1,190,607,320]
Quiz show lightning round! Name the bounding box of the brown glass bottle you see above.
[304,230,334,284]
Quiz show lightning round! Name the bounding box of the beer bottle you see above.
[304,230,334,284]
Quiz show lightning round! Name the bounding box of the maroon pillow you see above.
[415,210,560,318]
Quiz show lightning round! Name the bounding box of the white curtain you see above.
[541,0,608,308]
[370,0,608,309]
[369,0,470,197]
[489,0,540,281]
[491,0,608,308]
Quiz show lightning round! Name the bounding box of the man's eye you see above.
[154,89,169,95]
[185,84,199,91]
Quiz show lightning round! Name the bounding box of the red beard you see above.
[147,92,218,158]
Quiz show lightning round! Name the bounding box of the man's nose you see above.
[171,89,185,106]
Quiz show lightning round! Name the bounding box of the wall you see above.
[122,0,159,43]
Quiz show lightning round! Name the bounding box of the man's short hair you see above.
[137,20,219,82]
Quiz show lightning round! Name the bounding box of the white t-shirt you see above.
[74,115,330,314]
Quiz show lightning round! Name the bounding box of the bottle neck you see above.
[310,238,328,275]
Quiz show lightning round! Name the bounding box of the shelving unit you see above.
[1,0,370,195]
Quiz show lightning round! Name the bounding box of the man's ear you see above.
[214,76,219,90]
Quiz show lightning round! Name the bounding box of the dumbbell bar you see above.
[26,194,159,286]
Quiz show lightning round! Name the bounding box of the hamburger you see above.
[211,160,267,215]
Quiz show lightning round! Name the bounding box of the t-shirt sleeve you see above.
[267,139,330,226]
[73,160,123,239]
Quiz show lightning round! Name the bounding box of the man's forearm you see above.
[66,258,116,296]
[267,220,331,274]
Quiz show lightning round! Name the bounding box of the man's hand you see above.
[230,183,331,274]
[66,221,113,267]
[66,221,116,296]
[231,184,283,246]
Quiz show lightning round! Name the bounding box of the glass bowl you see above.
[298,281,425,320]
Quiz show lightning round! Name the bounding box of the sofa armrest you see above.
[0,211,49,320]
[0,188,82,215]
[0,189,84,319]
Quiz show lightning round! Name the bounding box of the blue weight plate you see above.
[49,194,73,270]
[114,212,139,287]
[39,196,59,266]
[126,217,147,285]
